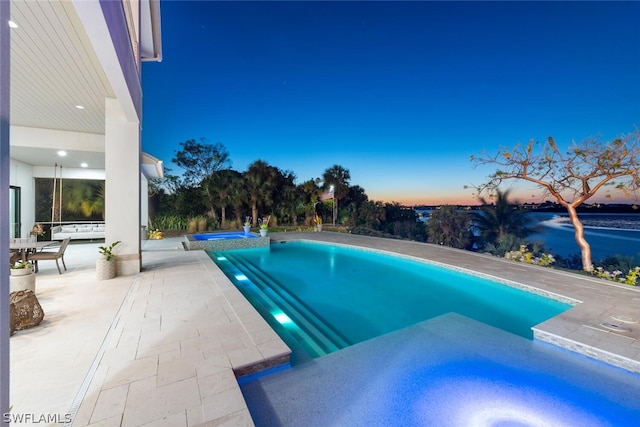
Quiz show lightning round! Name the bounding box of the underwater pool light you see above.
[272,310,294,326]
[235,274,248,281]
[216,256,227,261]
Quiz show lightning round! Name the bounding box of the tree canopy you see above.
[471,129,640,271]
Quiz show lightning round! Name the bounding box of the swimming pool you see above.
[211,241,571,360]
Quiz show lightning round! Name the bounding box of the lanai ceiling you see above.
[8,0,161,170]
[9,0,111,168]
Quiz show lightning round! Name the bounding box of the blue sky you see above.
[141,1,640,205]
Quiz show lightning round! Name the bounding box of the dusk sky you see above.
[141,1,640,206]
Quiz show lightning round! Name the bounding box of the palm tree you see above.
[272,170,298,225]
[209,169,242,226]
[299,178,321,224]
[471,189,536,249]
[228,174,249,227]
[243,160,278,226]
[322,165,351,225]
[341,185,369,226]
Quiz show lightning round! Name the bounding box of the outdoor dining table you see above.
[9,241,54,262]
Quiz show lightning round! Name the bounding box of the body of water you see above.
[417,210,640,260]
[528,212,640,260]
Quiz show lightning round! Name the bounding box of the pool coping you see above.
[267,232,640,374]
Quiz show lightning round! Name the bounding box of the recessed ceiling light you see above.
[75,105,85,110]
[57,150,67,157]
[80,162,88,168]
[8,21,18,29]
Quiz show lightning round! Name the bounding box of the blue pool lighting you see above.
[212,241,570,360]
[272,310,294,326]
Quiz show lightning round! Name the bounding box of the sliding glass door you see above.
[9,186,20,238]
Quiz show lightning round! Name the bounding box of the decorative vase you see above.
[260,229,268,237]
[243,225,251,234]
[96,257,117,280]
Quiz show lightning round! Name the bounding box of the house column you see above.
[105,98,141,275]
[0,0,10,420]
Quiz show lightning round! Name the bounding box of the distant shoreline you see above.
[414,204,640,214]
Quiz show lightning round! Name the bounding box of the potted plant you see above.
[10,261,35,293]
[314,214,323,232]
[243,216,252,234]
[96,241,121,280]
[10,261,33,277]
[148,229,163,240]
[258,215,270,237]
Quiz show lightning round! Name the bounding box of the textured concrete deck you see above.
[8,232,640,426]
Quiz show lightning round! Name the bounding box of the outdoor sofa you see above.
[51,223,105,241]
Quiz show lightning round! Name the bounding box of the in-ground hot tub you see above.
[184,231,269,251]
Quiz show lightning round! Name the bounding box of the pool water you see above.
[212,241,571,359]
[241,313,640,426]
[192,232,257,240]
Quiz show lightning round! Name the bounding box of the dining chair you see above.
[28,238,71,274]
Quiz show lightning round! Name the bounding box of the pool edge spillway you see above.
[184,232,270,251]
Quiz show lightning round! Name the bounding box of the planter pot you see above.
[243,225,251,234]
[96,257,117,280]
[10,267,33,277]
[10,272,35,293]
[316,224,323,232]
[259,229,268,237]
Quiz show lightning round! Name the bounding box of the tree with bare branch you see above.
[470,129,640,271]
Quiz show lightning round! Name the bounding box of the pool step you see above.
[220,252,351,354]
[215,252,351,357]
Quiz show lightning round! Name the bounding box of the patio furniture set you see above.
[9,237,71,275]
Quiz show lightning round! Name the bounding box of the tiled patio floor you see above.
[10,238,288,426]
[8,232,640,426]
